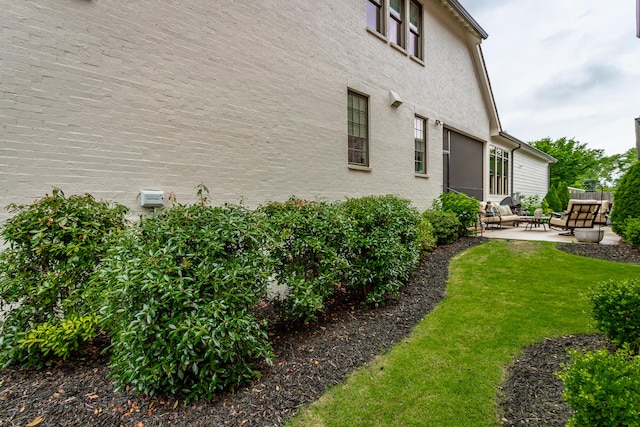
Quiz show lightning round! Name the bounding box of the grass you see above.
[288,240,640,426]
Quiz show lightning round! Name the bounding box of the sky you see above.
[462,1,639,156]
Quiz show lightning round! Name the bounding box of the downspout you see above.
[510,144,522,197]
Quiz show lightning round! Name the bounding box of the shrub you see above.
[341,195,420,306]
[558,347,640,427]
[259,198,349,321]
[588,279,640,350]
[432,192,479,234]
[421,209,461,245]
[543,184,562,213]
[556,181,570,210]
[97,199,273,400]
[611,162,640,235]
[0,189,129,367]
[519,195,542,216]
[623,218,640,248]
[416,214,437,254]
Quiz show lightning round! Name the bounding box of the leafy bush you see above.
[420,209,461,245]
[97,199,273,400]
[416,214,437,254]
[0,189,129,367]
[543,184,562,213]
[556,181,570,210]
[259,198,349,321]
[623,218,640,248]
[588,279,640,350]
[558,347,640,427]
[432,192,479,234]
[341,195,420,306]
[611,161,640,235]
[519,195,542,216]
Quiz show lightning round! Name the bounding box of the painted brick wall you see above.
[0,0,490,223]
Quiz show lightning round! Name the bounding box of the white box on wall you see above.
[140,190,164,207]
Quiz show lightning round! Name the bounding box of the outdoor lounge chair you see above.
[549,199,600,235]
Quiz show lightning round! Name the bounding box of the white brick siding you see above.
[1,0,492,224]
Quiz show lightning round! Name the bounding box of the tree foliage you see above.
[610,161,640,235]
[530,138,637,190]
[530,137,603,187]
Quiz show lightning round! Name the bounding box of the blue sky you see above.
[462,1,639,155]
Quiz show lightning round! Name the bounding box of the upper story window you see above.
[348,91,369,166]
[409,0,422,58]
[414,116,426,173]
[367,0,383,34]
[389,0,404,46]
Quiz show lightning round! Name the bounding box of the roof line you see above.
[444,0,489,39]
[499,131,558,163]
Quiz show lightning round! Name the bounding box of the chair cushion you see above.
[498,205,513,216]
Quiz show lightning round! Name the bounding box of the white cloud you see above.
[463,0,640,155]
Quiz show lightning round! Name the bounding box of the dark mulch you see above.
[1,238,636,427]
[0,237,484,427]
[499,241,640,427]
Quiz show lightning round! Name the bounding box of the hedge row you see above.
[1,189,475,400]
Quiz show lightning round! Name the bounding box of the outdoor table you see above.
[519,215,550,231]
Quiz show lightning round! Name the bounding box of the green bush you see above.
[0,189,129,367]
[421,209,461,245]
[519,195,542,216]
[558,347,640,427]
[341,195,420,306]
[416,214,437,254]
[543,184,562,213]
[97,200,273,400]
[611,162,640,235]
[588,279,640,350]
[556,181,570,210]
[623,218,640,248]
[259,198,349,321]
[432,192,479,234]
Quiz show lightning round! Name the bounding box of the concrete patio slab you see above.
[476,224,621,245]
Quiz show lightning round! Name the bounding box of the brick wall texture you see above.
[1,0,493,222]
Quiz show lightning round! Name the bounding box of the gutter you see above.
[510,144,521,196]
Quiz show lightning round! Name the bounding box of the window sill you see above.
[348,164,372,172]
[366,27,388,43]
[410,55,425,66]
[414,172,429,179]
[390,42,408,56]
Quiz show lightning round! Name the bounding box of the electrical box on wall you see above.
[140,190,164,208]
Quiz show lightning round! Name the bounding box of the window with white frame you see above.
[489,145,509,195]
[414,116,426,173]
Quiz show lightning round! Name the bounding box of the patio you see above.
[477,224,621,245]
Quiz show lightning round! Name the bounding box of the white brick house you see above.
[0,0,552,222]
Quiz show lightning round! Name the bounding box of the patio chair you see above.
[549,199,600,235]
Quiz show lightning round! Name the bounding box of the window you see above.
[409,0,422,58]
[389,0,404,46]
[489,145,509,195]
[348,91,369,166]
[414,116,426,173]
[367,0,383,33]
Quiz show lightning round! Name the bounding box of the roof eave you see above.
[443,0,489,40]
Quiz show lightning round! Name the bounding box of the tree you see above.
[543,184,562,213]
[610,161,640,235]
[556,181,570,210]
[530,137,603,188]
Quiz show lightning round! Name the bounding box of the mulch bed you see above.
[1,238,637,426]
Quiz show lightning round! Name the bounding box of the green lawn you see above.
[288,240,640,426]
